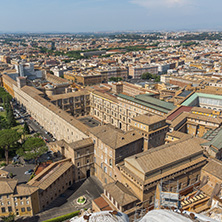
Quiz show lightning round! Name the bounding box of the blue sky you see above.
[0,0,221,32]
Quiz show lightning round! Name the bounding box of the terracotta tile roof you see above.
[104,181,138,206]
[168,112,188,128]
[49,90,89,101]
[166,131,192,140]
[187,113,222,124]
[93,196,113,211]
[133,114,165,125]
[89,124,143,150]
[21,86,89,135]
[14,184,39,197]
[69,138,93,150]
[0,178,18,195]
[202,159,222,181]
[167,106,192,121]
[125,137,204,174]
[28,159,72,191]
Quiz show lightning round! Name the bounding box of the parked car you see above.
[24,169,34,175]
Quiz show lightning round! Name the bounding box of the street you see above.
[13,101,55,143]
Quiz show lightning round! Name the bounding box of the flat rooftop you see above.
[78,116,101,128]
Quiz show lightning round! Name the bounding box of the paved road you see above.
[13,102,55,143]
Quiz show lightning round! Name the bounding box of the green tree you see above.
[23,122,30,135]
[0,129,21,164]
[141,72,153,80]
[0,116,8,130]
[109,77,122,82]
[2,213,15,222]
[6,105,16,128]
[17,137,48,164]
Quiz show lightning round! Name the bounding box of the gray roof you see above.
[118,94,175,114]
[202,126,222,150]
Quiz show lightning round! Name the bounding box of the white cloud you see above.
[130,0,189,8]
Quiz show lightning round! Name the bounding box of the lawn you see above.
[12,124,24,133]
[0,110,6,118]
[0,110,23,133]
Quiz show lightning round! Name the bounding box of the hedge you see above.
[42,210,80,222]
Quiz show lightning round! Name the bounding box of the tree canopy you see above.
[0,87,12,105]
[6,104,16,128]
[17,137,48,164]
[109,77,122,82]
[141,72,160,82]
[0,129,21,164]
[23,122,30,135]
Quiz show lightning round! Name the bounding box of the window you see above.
[86,159,90,164]
[27,207,31,211]
[77,162,80,167]
[8,207,12,212]
[105,178,107,184]
[21,201,24,205]
[26,200,29,205]
[1,207,5,213]
[7,201,10,205]
[77,152,80,157]
[104,167,107,173]
[109,159,112,166]
[21,208,25,212]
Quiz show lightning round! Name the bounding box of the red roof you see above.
[167,106,192,121]
[93,196,112,211]
[35,161,52,175]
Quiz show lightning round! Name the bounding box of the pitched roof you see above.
[0,178,18,195]
[104,181,138,206]
[28,159,72,190]
[118,94,175,114]
[201,127,222,149]
[69,138,93,150]
[166,106,192,121]
[89,124,142,149]
[166,131,192,140]
[125,137,204,174]
[133,114,165,125]
[187,113,222,124]
[202,159,222,181]
[14,184,39,197]
[49,90,89,101]
[21,86,89,135]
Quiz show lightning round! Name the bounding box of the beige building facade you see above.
[49,138,94,182]
[89,125,144,186]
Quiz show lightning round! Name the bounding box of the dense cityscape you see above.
[0,31,222,222]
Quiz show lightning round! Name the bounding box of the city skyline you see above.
[1,0,222,33]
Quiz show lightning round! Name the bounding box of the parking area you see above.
[3,163,36,184]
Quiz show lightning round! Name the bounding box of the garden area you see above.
[0,87,47,166]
